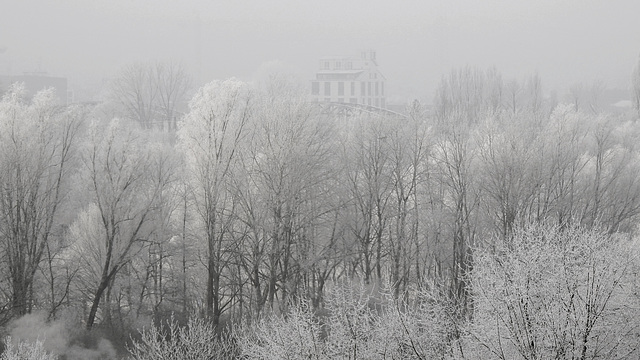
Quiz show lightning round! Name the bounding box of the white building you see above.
[310,50,386,109]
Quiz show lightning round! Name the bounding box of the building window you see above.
[368,82,371,96]
[324,61,330,70]
[324,82,331,96]
[375,82,379,96]
[335,62,341,70]
[368,98,371,106]
[338,98,344,103]
[346,62,352,70]
[312,82,319,95]
[351,82,355,96]
[360,82,365,96]
[350,98,357,104]
[381,98,386,108]
[338,82,344,96]
[381,82,384,96]
[375,98,379,107]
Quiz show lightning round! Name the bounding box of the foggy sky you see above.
[1,0,640,103]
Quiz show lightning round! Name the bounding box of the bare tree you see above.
[110,62,191,130]
[505,79,521,115]
[631,56,640,118]
[387,110,430,297]
[525,72,543,117]
[587,80,605,115]
[434,67,486,123]
[533,104,589,227]
[110,63,157,129]
[485,67,504,115]
[433,122,479,321]
[581,114,640,232]
[340,114,393,285]
[155,62,191,131]
[568,82,585,113]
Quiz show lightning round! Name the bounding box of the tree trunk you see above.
[86,276,111,329]
[206,254,221,327]
[11,278,28,317]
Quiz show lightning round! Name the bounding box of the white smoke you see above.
[3,311,117,360]
[7,312,68,355]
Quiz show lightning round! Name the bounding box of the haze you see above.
[1,0,639,103]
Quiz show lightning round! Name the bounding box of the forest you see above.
[1,62,640,359]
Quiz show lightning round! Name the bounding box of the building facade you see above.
[310,50,386,109]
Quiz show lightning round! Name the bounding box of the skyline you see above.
[1,0,640,103]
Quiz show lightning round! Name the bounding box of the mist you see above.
[2,0,640,103]
[3,2,640,359]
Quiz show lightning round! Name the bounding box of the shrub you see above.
[237,280,455,359]
[127,316,233,360]
[0,336,56,360]
[237,300,325,360]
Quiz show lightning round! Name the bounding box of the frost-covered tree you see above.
[72,118,174,329]
[0,84,83,318]
[463,224,640,359]
[238,300,324,360]
[477,112,542,242]
[242,90,335,312]
[177,79,252,326]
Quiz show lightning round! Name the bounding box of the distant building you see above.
[310,50,386,108]
[0,73,68,105]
